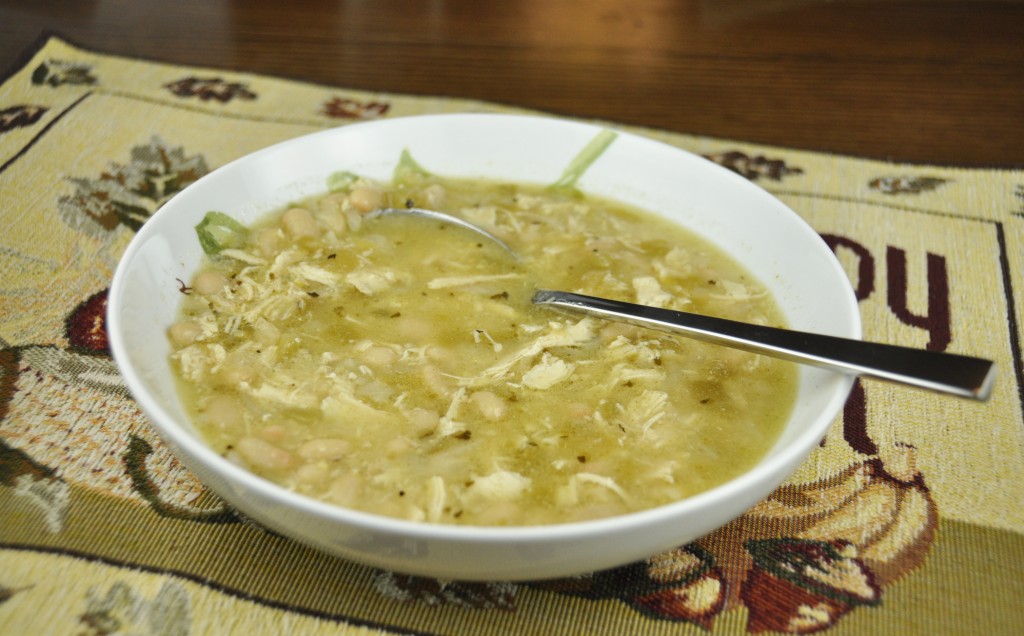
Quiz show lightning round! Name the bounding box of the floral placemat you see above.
[1,35,1022,635]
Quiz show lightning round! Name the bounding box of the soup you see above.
[168,172,797,526]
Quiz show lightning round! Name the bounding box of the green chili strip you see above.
[549,129,618,191]
[326,170,359,192]
[393,148,432,183]
[195,211,249,255]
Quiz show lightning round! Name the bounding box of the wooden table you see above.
[2,0,1022,166]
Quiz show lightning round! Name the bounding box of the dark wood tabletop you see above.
[2,0,1022,167]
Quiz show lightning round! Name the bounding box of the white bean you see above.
[343,209,362,231]
[386,436,413,457]
[253,319,280,345]
[471,390,506,421]
[202,394,243,429]
[421,364,450,396]
[407,408,439,436]
[316,192,346,214]
[348,185,383,212]
[297,438,351,461]
[193,270,229,296]
[236,437,292,470]
[295,462,330,487]
[255,227,283,256]
[425,345,455,365]
[421,184,446,208]
[218,360,255,386]
[167,321,203,347]
[259,425,287,443]
[565,402,590,420]
[360,345,397,368]
[327,472,363,507]
[318,208,347,233]
[316,193,348,232]
[397,316,434,342]
[282,207,319,238]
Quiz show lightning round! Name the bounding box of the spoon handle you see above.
[533,290,996,400]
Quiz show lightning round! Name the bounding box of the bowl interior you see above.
[109,114,859,548]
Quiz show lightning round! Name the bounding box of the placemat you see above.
[1,36,1022,635]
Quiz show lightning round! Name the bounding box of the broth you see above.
[169,174,797,525]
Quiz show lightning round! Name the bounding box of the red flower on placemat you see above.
[703,150,803,181]
[740,539,880,633]
[0,105,47,133]
[66,289,109,355]
[323,96,391,119]
[164,76,257,102]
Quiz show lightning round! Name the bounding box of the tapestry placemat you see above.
[1,36,1022,635]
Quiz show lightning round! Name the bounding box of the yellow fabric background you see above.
[1,36,1021,635]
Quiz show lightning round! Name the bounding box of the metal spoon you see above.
[368,207,996,400]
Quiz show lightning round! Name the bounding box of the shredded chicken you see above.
[468,318,596,387]
[521,353,575,389]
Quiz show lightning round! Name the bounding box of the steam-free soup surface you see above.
[169,174,797,526]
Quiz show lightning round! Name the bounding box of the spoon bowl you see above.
[367,206,516,254]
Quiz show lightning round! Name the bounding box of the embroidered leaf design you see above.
[148,581,192,636]
[703,151,804,181]
[0,434,58,487]
[12,473,70,534]
[0,584,32,606]
[16,345,125,396]
[323,96,391,119]
[373,571,516,610]
[31,59,98,87]
[123,435,239,524]
[58,136,209,235]
[868,175,948,195]
[0,105,47,133]
[164,77,257,102]
[80,581,191,636]
[1,357,71,534]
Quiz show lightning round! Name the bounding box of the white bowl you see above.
[108,114,859,581]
